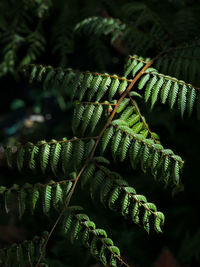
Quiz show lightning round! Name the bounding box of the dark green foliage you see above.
[63,206,121,266]
[0,232,48,266]
[1,0,200,266]
[0,180,73,216]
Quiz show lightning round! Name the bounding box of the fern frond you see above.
[124,55,151,78]
[75,16,126,44]
[154,42,200,85]
[22,64,134,102]
[81,163,165,234]
[0,180,73,216]
[63,206,122,266]
[100,121,183,186]
[74,15,169,55]
[4,137,96,176]
[126,55,200,117]
[0,231,48,266]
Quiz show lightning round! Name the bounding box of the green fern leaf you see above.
[118,79,128,94]
[124,58,137,77]
[91,104,103,132]
[61,140,73,174]
[79,73,93,101]
[72,104,85,133]
[30,186,39,214]
[50,141,61,175]
[138,74,150,90]
[154,212,165,233]
[52,183,63,209]
[111,130,123,158]
[63,214,73,234]
[132,61,144,77]
[109,76,120,100]
[160,79,172,104]
[129,140,142,169]
[28,144,39,171]
[120,106,135,121]
[29,66,37,83]
[178,84,187,117]
[151,77,164,109]
[88,75,103,101]
[141,144,150,172]
[101,126,114,153]
[127,114,140,127]
[116,98,130,113]
[39,141,50,174]
[169,81,179,109]
[96,76,111,101]
[121,191,131,216]
[187,87,196,117]
[81,104,95,134]
[99,245,107,265]
[132,122,143,134]
[90,236,100,258]
[42,185,52,215]
[172,161,180,185]
[73,140,85,170]
[71,72,84,100]
[144,76,158,102]
[143,209,151,233]
[81,163,96,187]
[120,135,131,162]
[108,186,122,211]
[71,220,82,243]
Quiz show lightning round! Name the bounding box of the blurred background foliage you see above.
[0,0,200,266]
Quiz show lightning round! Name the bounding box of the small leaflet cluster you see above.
[63,206,121,267]
[0,232,48,267]
[82,162,165,234]
[0,180,73,217]
[22,64,131,102]
[74,16,169,55]
[5,138,95,175]
[74,16,126,44]
[101,121,183,186]
[154,42,200,84]
[125,55,200,117]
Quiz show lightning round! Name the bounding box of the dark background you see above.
[0,0,200,266]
